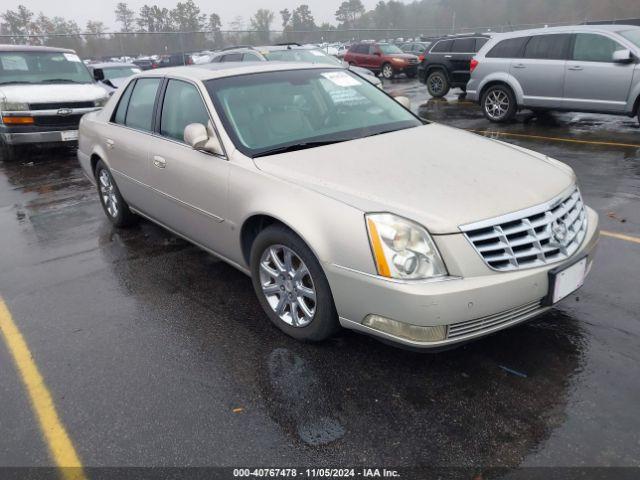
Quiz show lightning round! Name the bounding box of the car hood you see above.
[0,83,106,104]
[253,124,575,234]
[388,53,417,60]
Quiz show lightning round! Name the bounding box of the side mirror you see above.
[93,69,104,81]
[184,122,224,155]
[394,96,411,110]
[613,49,634,63]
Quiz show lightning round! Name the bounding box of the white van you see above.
[0,45,109,160]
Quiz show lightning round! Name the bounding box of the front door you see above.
[145,79,229,250]
[564,33,636,112]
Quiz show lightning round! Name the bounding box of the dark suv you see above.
[418,34,490,97]
[344,42,419,79]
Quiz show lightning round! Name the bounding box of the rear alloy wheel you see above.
[250,225,339,342]
[95,160,138,228]
[426,71,450,98]
[381,63,395,79]
[482,85,517,123]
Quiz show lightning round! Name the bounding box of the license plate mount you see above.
[60,130,78,141]
[543,256,588,306]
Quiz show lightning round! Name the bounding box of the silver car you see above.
[78,62,599,350]
[467,25,640,123]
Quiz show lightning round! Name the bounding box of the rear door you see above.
[145,78,229,249]
[564,33,635,112]
[427,39,454,74]
[449,37,477,85]
[510,33,572,107]
[105,77,162,212]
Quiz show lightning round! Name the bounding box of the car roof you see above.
[137,62,342,81]
[488,23,640,38]
[90,62,138,68]
[0,44,75,53]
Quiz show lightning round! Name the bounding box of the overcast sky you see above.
[5,0,394,30]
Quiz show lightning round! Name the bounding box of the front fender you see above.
[228,161,377,276]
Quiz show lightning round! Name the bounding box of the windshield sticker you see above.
[321,71,361,87]
[63,53,82,63]
[1,56,28,71]
[310,50,325,56]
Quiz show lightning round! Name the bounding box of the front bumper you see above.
[325,207,599,349]
[1,129,79,145]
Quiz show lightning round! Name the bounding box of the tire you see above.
[426,70,450,98]
[481,84,517,123]
[381,63,395,80]
[250,225,339,342]
[94,159,138,228]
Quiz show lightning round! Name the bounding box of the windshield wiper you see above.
[0,80,33,85]
[253,139,349,158]
[41,79,84,84]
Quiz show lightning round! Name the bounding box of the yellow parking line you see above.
[0,298,86,480]
[468,129,640,149]
[601,230,640,245]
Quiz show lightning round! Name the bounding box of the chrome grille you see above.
[461,188,588,272]
[448,301,542,339]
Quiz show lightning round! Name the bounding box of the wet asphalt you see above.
[0,77,639,470]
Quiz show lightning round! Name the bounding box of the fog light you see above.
[363,314,447,342]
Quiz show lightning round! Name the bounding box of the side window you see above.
[431,39,453,53]
[452,38,476,53]
[243,53,261,61]
[113,80,136,125]
[353,45,365,54]
[222,53,243,62]
[124,78,161,132]
[475,38,488,51]
[523,34,571,60]
[573,33,625,62]
[486,37,528,58]
[160,80,210,143]
[368,45,378,55]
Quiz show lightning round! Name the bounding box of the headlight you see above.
[1,101,29,112]
[94,96,109,107]
[391,57,406,63]
[366,213,447,280]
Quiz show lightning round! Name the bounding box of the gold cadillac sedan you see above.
[78,62,599,349]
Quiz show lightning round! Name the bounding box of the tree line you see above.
[1,0,639,58]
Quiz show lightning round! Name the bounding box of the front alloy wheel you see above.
[259,245,316,328]
[99,169,119,219]
[250,225,339,342]
[94,160,138,228]
[381,63,394,79]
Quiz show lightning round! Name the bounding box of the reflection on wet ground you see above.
[0,79,639,467]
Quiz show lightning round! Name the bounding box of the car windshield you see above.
[205,68,421,157]
[103,66,142,80]
[0,51,93,85]
[263,49,342,66]
[379,44,404,54]
[620,29,640,48]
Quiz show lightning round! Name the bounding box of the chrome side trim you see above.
[111,168,225,223]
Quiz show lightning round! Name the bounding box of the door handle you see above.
[512,63,525,69]
[568,65,583,71]
[105,138,115,150]
[153,155,167,169]
[444,55,453,58]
